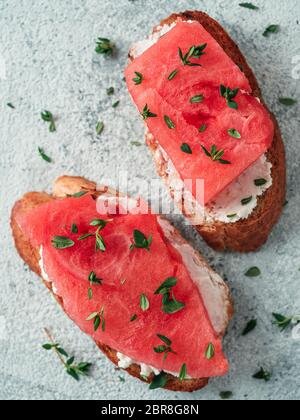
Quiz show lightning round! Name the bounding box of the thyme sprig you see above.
[201,144,231,164]
[43,328,92,381]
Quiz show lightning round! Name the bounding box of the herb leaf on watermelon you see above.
[201,145,231,165]
[178,44,207,66]
[141,104,157,120]
[130,229,153,251]
[133,71,143,85]
[220,85,239,109]
[140,294,150,311]
[86,307,105,332]
[205,343,215,360]
[179,364,187,381]
[154,277,185,315]
[154,334,176,361]
[51,236,75,249]
[168,69,179,80]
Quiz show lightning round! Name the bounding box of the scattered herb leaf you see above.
[133,72,143,85]
[205,343,215,360]
[130,314,138,322]
[71,224,78,234]
[51,236,75,249]
[112,100,120,108]
[179,363,187,381]
[149,372,168,390]
[178,44,207,66]
[154,335,176,361]
[86,307,105,332]
[228,128,241,139]
[272,313,300,331]
[95,38,114,55]
[253,368,272,382]
[168,69,179,81]
[190,94,204,103]
[130,229,153,251]
[220,391,233,399]
[239,2,259,10]
[263,25,280,37]
[181,143,192,154]
[245,267,261,277]
[72,190,88,198]
[241,196,253,205]
[154,277,185,315]
[164,115,175,129]
[38,147,52,163]
[141,104,157,120]
[131,141,142,147]
[279,97,297,106]
[140,294,150,311]
[242,319,257,336]
[220,85,239,109]
[107,87,114,96]
[96,121,104,135]
[201,145,231,164]
[255,178,267,186]
[199,124,207,133]
[7,103,15,109]
[41,110,56,132]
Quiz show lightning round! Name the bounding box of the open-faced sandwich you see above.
[125,11,286,252]
[11,176,233,392]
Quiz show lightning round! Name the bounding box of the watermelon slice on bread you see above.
[126,11,286,252]
[11,176,233,392]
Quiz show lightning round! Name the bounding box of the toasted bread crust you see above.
[11,176,212,392]
[133,11,286,252]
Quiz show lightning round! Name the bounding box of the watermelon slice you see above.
[16,194,229,379]
[125,20,274,205]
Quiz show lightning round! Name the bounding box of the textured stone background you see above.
[0,0,299,401]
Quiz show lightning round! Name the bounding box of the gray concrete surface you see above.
[0,0,299,401]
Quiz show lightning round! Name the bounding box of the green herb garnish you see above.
[38,147,52,163]
[220,391,233,400]
[228,128,241,139]
[164,115,175,129]
[149,372,168,390]
[112,100,120,108]
[199,124,207,132]
[154,277,185,315]
[279,97,297,106]
[220,85,239,109]
[272,313,300,331]
[131,141,143,147]
[7,103,15,109]
[255,178,267,186]
[43,328,92,381]
[181,143,192,154]
[41,110,56,132]
[190,94,204,103]
[154,334,176,361]
[130,314,138,322]
[168,69,179,80]
[130,229,153,251]
[86,307,105,332]
[96,121,104,135]
[72,190,89,198]
[201,145,231,164]
[71,224,78,234]
[178,44,207,66]
[241,196,253,205]
[245,267,261,277]
[51,236,75,249]
[242,319,257,336]
[95,38,114,55]
[253,368,272,382]
[227,214,237,219]
[239,2,259,10]
[78,218,112,252]
[107,87,114,96]
[263,25,280,37]
[140,294,150,311]
[133,72,143,85]
[179,363,187,381]
[205,343,215,360]
[141,104,157,120]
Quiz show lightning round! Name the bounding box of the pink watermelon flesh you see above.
[16,195,228,379]
[125,20,274,205]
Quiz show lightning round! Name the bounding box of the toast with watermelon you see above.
[126,11,286,252]
[11,176,233,392]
